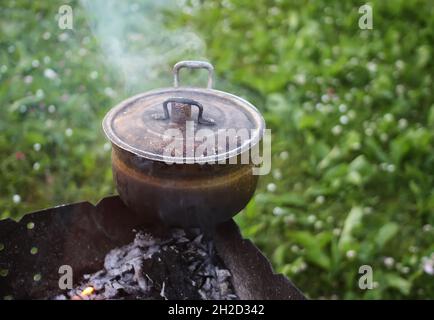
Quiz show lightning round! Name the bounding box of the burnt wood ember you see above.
[54,228,238,300]
[0,196,304,300]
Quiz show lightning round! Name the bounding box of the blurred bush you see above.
[173,0,434,299]
[0,0,433,299]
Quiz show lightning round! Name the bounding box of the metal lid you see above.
[103,61,265,163]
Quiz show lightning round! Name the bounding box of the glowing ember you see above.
[80,287,94,297]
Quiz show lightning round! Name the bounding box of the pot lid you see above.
[103,61,265,163]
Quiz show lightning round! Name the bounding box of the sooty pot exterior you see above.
[111,145,258,228]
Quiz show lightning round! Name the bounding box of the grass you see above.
[1,0,433,299]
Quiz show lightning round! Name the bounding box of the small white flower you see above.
[339,115,349,125]
[338,104,347,113]
[48,105,56,113]
[294,73,306,85]
[349,57,359,65]
[42,32,51,40]
[351,142,361,150]
[291,245,300,253]
[384,257,395,268]
[303,102,313,111]
[24,75,33,84]
[45,119,53,128]
[364,207,373,214]
[36,89,44,98]
[384,113,394,122]
[33,143,41,152]
[284,214,296,224]
[315,195,325,204]
[65,128,73,137]
[104,87,115,97]
[272,169,282,180]
[422,257,434,275]
[365,127,374,136]
[409,246,418,253]
[31,60,40,68]
[58,32,69,42]
[90,71,99,80]
[386,164,395,173]
[332,125,342,135]
[396,84,405,95]
[400,266,410,274]
[44,68,57,80]
[43,56,51,64]
[367,62,377,73]
[267,183,277,193]
[423,224,432,232]
[333,228,341,236]
[273,207,286,216]
[314,220,323,230]
[307,214,316,224]
[279,151,289,160]
[346,250,356,259]
[103,142,111,152]
[380,133,388,142]
[0,65,7,73]
[321,94,330,103]
[12,194,21,204]
[395,60,405,70]
[79,48,87,56]
[33,162,40,171]
[398,118,408,129]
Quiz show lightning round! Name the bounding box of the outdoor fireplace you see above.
[0,196,304,300]
[0,61,304,300]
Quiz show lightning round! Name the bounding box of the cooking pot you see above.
[102,61,265,228]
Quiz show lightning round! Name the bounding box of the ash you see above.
[55,229,238,300]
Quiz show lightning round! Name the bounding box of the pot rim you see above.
[102,87,265,164]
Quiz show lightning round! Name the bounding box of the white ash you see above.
[54,229,238,300]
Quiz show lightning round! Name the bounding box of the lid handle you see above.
[173,61,214,89]
[154,98,215,126]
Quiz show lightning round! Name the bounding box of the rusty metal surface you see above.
[102,87,264,163]
[101,61,266,228]
[214,221,305,300]
[112,145,259,228]
[0,196,304,300]
[102,60,265,164]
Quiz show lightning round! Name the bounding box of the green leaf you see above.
[376,223,399,249]
[258,193,306,208]
[273,244,288,266]
[289,231,331,270]
[339,207,364,252]
[384,273,412,296]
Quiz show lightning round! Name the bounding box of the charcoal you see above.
[54,228,238,300]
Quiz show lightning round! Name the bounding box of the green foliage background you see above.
[1,0,433,299]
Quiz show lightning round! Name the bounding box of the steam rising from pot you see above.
[80,0,206,93]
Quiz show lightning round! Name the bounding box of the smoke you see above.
[80,0,207,93]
